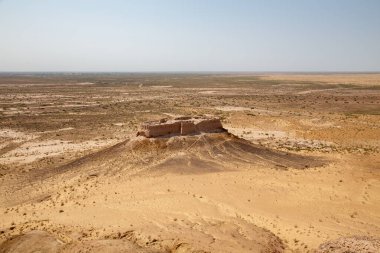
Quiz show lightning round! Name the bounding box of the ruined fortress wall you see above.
[181,121,197,135]
[195,119,223,133]
[138,117,224,138]
[145,122,181,137]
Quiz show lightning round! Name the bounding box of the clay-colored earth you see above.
[0,73,379,252]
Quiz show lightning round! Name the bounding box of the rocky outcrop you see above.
[137,116,225,138]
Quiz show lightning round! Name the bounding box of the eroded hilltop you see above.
[0,116,327,253]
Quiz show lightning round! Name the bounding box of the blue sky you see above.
[0,0,379,72]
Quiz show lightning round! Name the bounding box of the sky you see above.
[0,0,379,72]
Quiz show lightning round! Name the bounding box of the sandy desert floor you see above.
[0,73,379,252]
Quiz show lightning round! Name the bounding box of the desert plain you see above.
[0,73,379,252]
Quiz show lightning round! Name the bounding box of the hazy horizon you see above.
[1,0,379,72]
[1,71,380,75]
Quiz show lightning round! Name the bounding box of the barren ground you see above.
[0,73,379,252]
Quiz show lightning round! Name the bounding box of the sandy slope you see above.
[1,133,379,252]
[1,133,296,252]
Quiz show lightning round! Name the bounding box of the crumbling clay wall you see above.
[143,122,181,138]
[181,121,197,135]
[195,119,223,132]
[137,117,225,138]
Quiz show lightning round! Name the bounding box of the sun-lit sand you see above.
[0,73,379,252]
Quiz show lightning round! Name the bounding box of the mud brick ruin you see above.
[137,116,225,138]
